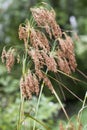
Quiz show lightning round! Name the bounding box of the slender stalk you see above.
[52,88,69,120]
[33,82,44,130]
[17,87,24,130]
[17,43,28,130]
[29,114,50,130]
[33,69,48,130]
[78,92,87,122]
[44,71,83,103]
[22,114,50,130]
[57,69,87,84]
[55,73,66,101]
[76,68,87,79]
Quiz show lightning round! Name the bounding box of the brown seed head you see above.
[30,29,50,52]
[57,33,77,74]
[20,71,39,99]
[43,74,54,93]
[41,51,57,72]
[31,7,62,39]
[19,24,28,39]
[33,74,39,95]
[20,77,27,98]
[6,48,15,72]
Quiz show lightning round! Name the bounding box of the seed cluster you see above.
[30,7,62,39]
[57,33,77,74]
[20,71,39,99]
[1,48,15,72]
[1,5,77,99]
[18,6,77,99]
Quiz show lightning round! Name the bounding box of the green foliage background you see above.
[0,0,87,129]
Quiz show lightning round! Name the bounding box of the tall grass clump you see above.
[2,2,85,130]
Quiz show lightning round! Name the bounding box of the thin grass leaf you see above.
[76,68,87,79]
[57,69,87,85]
[55,73,66,101]
[24,112,50,130]
[42,71,83,103]
[52,88,69,120]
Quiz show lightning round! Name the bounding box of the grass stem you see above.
[52,88,69,120]
[33,69,48,130]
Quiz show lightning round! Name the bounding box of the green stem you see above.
[78,92,87,122]
[17,47,28,130]
[22,114,50,130]
[33,83,44,130]
[28,115,50,130]
[57,69,87,85]
[43,71,83,103]
[33,69,48,130]
[52,88,69,120]
[17,89,24,130]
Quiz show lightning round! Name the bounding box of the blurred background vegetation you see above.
[0,0,87,130]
